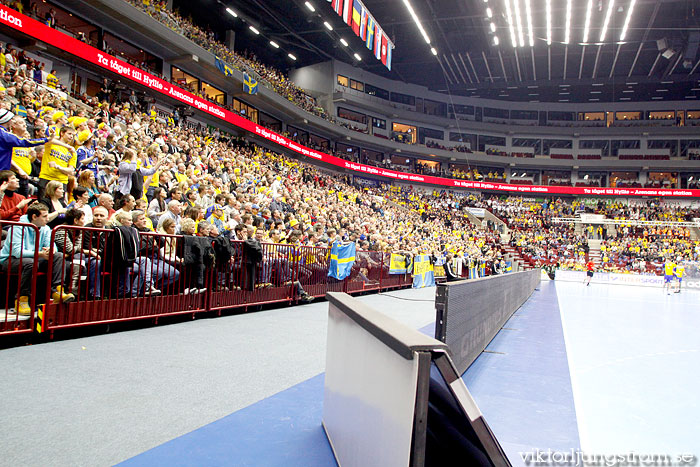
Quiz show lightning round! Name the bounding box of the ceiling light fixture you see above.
[288,53,297,60]
[564,0,572,44]
[504,0,517,47]
[431,47,438,55]
[513,0,525,46]
[599,0,615,42]
[486,7,493,18]
[582,0,593,43]
[402,0,431,44]
[619,0,636,41]
[324,21,333,31]
[546,0,552,45]
[304,1,315,12]
[494,36,500,46]
[226,7,238,18]
[354,53,362,61]
[340,38,348,47]
[525,0,534,46]
[249,26,260,35]
[269,41,279,48]
[490,22,496,33]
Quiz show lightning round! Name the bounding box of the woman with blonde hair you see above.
[40,180,68,228]
[77,169,100,208]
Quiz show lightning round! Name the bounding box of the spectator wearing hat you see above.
[76,129,98,178]
[1,71,13,89]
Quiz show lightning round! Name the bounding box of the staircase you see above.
[502,244,534,271]
[587,239,602,267]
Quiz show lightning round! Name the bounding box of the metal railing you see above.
[0,223,416,338]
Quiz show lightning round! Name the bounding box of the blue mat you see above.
[120,373,336,467]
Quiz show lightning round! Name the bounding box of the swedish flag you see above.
[389,253,408,274]
[243,73,258,95]
[328,241,356,280]
[505,261,512,273]
[412,255,435,288]
[215,57,235,77]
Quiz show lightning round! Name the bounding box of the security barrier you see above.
[434,269,541,375]
[0,221,40,336]
[0,222,414,339]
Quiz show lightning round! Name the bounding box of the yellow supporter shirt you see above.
[46,73,59,89]
[40,144,76,184]
[12,146,34,176]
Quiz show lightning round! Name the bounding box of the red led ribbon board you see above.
[1,6,697,198]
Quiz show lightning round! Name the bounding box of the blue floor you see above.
[462,280,580,465]
[120,373,335,467]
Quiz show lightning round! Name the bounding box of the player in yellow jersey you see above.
[663,257,676,295]
[38,127,77,197]
[673,257,685,294]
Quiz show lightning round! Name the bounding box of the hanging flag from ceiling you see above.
[326,0,394,70]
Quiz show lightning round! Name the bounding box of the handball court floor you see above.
[0,280,698,466]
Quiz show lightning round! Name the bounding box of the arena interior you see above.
[0,0,699,465]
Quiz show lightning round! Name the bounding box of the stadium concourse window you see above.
[337,107,367,125]
[649,139,679,157]
[648,110,675,121]
[483,107,509,122]
[365,83,389,100]
[647,172,678,188]
[171,67,199,94]
[611,139,641,157]
[682,173,700,188]
[615,111,642,121]
[577,171,607,187]
[200,82,225,105]
[478,135,506,152]
[449,132,476,148]
[287,125,309,144]
[350,79,364,92]
[542,139,572,156]
[231,98,258,123]
[418,127,444,145]
[416,159,440,175]
[610,172,640,187]
[686,110,700,126]
[448,104,475,117]
[390,91,415,107]
[578,111,605,126]
[391,155,414,169]
[361,148,384,165]
[309,133,330,152]
[337,75,349,87]
[392,123,417,144]
[680,139,700,158]
[259,112,282,132]
[548,111,575,123]
[422,99,447,117]
[580,139,610,157]
[512,138,542,155]
[510,110,538,121]
[542,170,572,186]
[372,117,386,130]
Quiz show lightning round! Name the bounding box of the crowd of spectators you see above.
[0,39,517,314]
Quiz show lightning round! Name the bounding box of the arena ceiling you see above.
[184,0,700,103]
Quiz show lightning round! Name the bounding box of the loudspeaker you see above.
[662,48,676,59]
[657,38,668,51]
